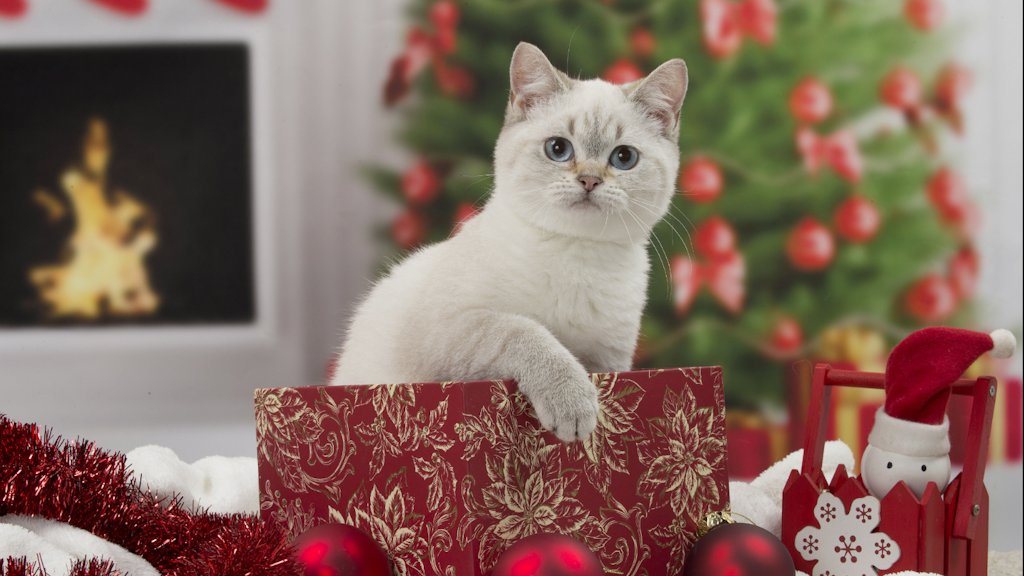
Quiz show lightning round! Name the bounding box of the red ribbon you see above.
[795,127,863,184]
[701,0,777,58]
[671,252,746,315]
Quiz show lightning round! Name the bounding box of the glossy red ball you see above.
[833,195,881,243]
[789,77,832,124]
[429,0,460,30]
[694,216,737,259]
[679,157,724,203]
[602,59,644,85]
[770,317,803,353]
[879,66,922,111]
[904,0,945,31]
[630,28,657,59]
[291,523,391,576]
[683,523,795,576]
[492,533,604,576]
[392,209,427,250]
[786,217,835,271]
[905,273,957,323]
[401,160,442,205]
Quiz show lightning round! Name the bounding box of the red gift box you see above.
[255,367,730,575]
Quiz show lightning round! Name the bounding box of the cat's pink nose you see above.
[578,175,603,192]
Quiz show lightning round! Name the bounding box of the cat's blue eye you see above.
[609,145,639,170]
[544,137,574,162]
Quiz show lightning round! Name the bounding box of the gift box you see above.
[255,367,729,575]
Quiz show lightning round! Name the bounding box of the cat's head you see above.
[492,42,688,243]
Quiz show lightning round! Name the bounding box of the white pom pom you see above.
[989,329,1017,359]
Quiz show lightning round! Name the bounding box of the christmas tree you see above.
[370,0,976,407]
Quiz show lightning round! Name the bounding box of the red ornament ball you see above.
[402,160,441,205]
[904,0,945,31]
[492,533,604,576]
[435,62,476,98]
[905,273,957,323]
[392,209,427,250]
[879,66,922,111]
[694,216,737,259]
[935,62,973,110]
[770,316,803,353]
[682,523,795,576]
[630,28,657,59]
[701,0,742,59]
[679,156,724,203]
[789,77,833,124]
[834,195,881,243]
[291,523,391,576]
[428,0,460,30]
[926,166,969,222]
[602,58,644,85]
[786,217,835,271]
[948,246,979,301]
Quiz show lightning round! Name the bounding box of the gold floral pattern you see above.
[255,367,728,575]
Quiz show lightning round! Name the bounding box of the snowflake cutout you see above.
[795,491,900,576]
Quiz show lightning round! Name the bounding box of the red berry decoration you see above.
[683,522,795,576]
[833,195,881,243]
[429,0,460,31]
[492,533,604,576]
[602,58,644,85]
[392,209,427,250]
[786,217,835,271]
[680,157,724,203]
[948,246,979,301]
[789,78,833,124]
[630,27,657,59]
[402,160,442,205]
[770,316,803,353]
[879,66,922,111]
[904,0,945,31]
[905,273,957,323]
[926,166,969,222]
[291,523,391,576]
[694,216,737,259]
[935,62,973,111]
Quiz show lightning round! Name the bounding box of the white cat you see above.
[331,42,688,442]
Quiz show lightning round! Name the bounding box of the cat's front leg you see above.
[437,309,600,442]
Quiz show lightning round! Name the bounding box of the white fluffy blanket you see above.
[1,442,1020,576]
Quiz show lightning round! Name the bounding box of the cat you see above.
[330,42,688,443]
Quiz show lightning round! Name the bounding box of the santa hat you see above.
[868,327,1016,458]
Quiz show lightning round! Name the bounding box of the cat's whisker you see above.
[630,198,691,252]
[624,207,672,288]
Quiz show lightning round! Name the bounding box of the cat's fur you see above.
[331,43,688,442]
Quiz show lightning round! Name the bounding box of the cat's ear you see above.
[628,59,688,137]
[508,42,569,121]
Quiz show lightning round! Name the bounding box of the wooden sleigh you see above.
[782,364,996,576]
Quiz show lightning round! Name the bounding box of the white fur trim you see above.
[868,407,950,458]
[990,329,1017,359]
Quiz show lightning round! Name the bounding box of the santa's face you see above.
[861,443,951,500]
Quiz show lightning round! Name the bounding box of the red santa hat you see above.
[868,327,1016,458]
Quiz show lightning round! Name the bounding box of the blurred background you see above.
[1,0,1021,551]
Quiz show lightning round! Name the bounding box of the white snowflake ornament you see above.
[794,491,900,576]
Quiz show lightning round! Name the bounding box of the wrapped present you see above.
[255,367,729,575]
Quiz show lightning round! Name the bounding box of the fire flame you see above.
[30,118,160,319]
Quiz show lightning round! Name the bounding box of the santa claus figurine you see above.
[861,326,1017,500]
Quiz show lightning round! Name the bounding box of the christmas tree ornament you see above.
[833,195,881,243]
[700,0,742,58]
[788,78,833,124]
[904,0,945,32]
[210,0,268,13]
[384,29,435,106]
[795,127,863,183]
[948,246,979,301]
[630,27,657,59]
[861,326,1016,500]
[391,209,427,250]
[671,255,703,315]
[694,216,737,259]
[602,58,644,85]
[879,66,922,111]
[926,166,969,222]
[401,160,442,205]
[0,0,28,18]
[705,251,746,314]
[794,491,901,576]
[935,62,973,111]
[492,533,604,576]
[434,26,457,55]
[770,316,803,353]
[904,273,956,323]
[86,0,147,15]
[291,523,391,576]
[683,512,795,576]
[429,0,460,31]
[735,0,778,46]
[786,217,835,271]
[679,156,724,203]
[434,61,476,98]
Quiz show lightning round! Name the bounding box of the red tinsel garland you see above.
[0,414,303,576]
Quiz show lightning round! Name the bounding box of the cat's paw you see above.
[521,365,600,442]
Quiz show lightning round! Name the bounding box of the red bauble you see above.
[770,316,803,353]
[879,66,922,111]
[392,210,427,250]
[429,0,460,30]
[694,216,737,259]
[0,0,28,18]
[291,523,391,576]
[492,533,604,576]
[402,161,442,205]
[735,0,777,46]
[786,217,835,271]
[679,157,724,203]
[701,0,742,59]
[833,195,881,243]
[682,523,795,576]
[630,28,657,59]
[789,77,832,124]
[435,62,476,97]
[602,58,644,85]
[948,246,979,301]
[904,0,945,31]
[935,62,973,110]
[905,273,957,323]
[926,166,969,222]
